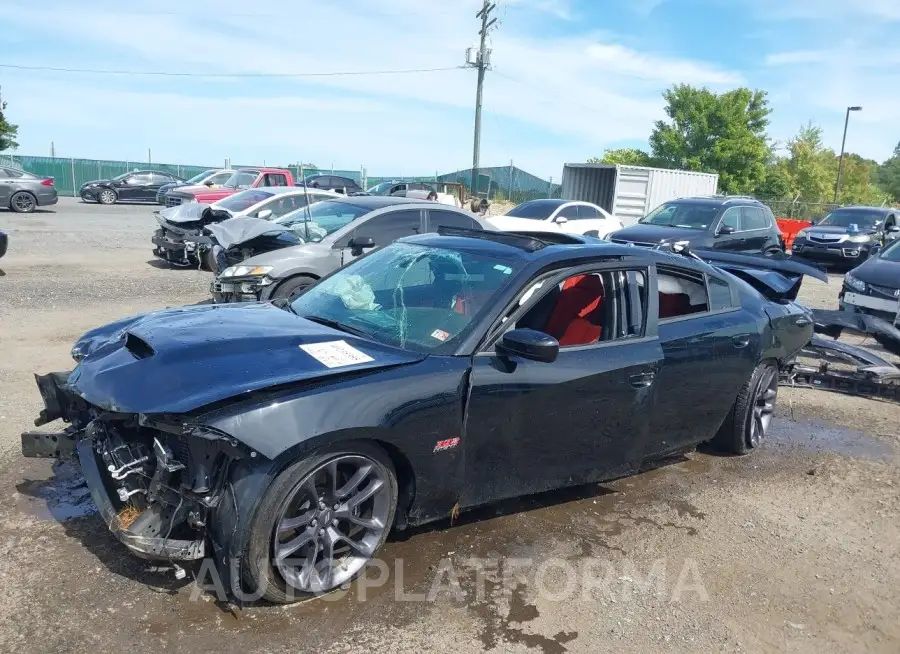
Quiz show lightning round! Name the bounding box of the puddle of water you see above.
[16,459,97,522]
[768,420,895,460]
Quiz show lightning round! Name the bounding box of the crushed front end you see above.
[22,372,245,562]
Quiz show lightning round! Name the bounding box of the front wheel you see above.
[97,188,117,205]
[242,442,398,603]
[709,361,779,454]
[272,275,316,301]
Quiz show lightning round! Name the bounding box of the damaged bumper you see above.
[151,229,212,267]
[21,372,244,562]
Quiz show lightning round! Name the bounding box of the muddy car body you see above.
[23,232,822,602]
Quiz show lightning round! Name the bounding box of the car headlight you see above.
[71,342,88,362]
[844,273,866,293]
[796,229,809,239]
[847,234,872,243]
[220,265,273,278]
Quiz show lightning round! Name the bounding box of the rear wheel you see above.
[272,275,317,301]
[242,441,398,603]
[10,191,36,213]
[97,188,117,205]
[710,361,778,454]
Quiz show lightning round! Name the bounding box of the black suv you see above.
[608,196,783,255]
[792,206,900,269]
[303,174,363,195]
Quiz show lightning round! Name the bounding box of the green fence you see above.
[3,155,556,202]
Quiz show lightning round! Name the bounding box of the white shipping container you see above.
[560,164,719,226]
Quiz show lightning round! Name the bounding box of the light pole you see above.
[834,105,862,203]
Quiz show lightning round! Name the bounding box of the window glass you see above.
[640,202,719,230]
[185,170,218,185]
[741,206,769,231]
[0,169,8,178]
[351,209,421,245]
[289,242,520,354]
[264,194,309,218]
[129,173,152,185]
[210,172,233,185]
[506,200,565,220]
[427,210,482,232]
[657,267,709,319]
[819,209,884,230]
[224,170,258,189]
[707,276,733,310]
[719,207,742,231]
[557,204,579,219]
[216,189,275,212]
[275,200,371,242]
[578,205,600,219]
[149,173,172,184]
[262,173,288,187]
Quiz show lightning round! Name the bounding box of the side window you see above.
[657,266,709,320]
[577,205,600,220]
[719,207,742,232]
[741,206,769,231]
[557,204,579,220]
[389,184,407,196]
[0,169,8,178]
[266,195,307,218]
[427,209,482,232]
[148,173,170,184]
[509,268,647,348]
[210,172,232,185]
[707,275,734,311]
[352,209,422,245]
[129,173,152,185]
[262,173,288,187]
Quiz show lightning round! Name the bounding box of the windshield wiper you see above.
[301,315,368,337]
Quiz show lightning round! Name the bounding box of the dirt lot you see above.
[0,198,898,653]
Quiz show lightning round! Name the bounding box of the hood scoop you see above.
[124,332,155,359]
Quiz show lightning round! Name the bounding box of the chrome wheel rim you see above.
[13,193,34,212]
[274,455,391,594]
[749,367,778,447]
[99,190,115,204]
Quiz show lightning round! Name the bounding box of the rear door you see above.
[118,173,152,201]
[0,168,12,205]
[336,208,424,265]
[425,208,483,232]
[712,207,746,251]
[740,206,773,253]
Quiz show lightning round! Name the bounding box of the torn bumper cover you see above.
[779,309,900,404]
[20,372,248,562]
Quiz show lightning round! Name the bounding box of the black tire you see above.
[709,361,779,455]
[763,247,783,258]
[10,191,37,213]
[272,275,317,301]
[200,248,216,272]
[242,440,398,604]
[97,188,117,205]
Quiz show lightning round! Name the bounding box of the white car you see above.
[486,199,623,238]
[210,186,341,221]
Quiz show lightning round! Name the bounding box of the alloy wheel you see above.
[12,193,35,213]
[749,367,778,447]
[99,190,116,204]
[273,455,392,594]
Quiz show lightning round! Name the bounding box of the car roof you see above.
[243,186,338,196]
[666,196,763,206]
[513,198,567,207]
[833,205,892,213]
[315,195,432,209]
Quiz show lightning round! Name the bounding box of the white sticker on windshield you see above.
[299,340,374,368]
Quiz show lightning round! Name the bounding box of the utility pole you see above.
[467,0,497,198]
[834,105,862,204]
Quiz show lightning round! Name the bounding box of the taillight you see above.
[41,178,55,186]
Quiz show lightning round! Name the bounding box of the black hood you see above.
[805,225,878,237]
[850,255,900,288]
[609,224,712,245]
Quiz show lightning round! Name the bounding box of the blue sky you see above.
[2,0,898,180]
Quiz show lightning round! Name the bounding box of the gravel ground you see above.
[0,198,898,653]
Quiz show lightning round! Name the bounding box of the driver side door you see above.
[116,173,148,201]
[462,264,663,507]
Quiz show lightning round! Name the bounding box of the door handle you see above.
[732,334,750,348]
[794,317,812,327]
[629,371,655,388]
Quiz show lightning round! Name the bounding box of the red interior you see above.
[543,275,605,346]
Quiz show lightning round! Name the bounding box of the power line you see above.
[0,63,465,79]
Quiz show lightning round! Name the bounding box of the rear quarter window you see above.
[707,276,734,310]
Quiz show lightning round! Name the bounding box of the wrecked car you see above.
[210,196,490,303]
[791,205,900,269]
[839,238,900,326]
[151,188,338,269]
[23,229,825,602]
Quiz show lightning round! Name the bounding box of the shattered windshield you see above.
[274,200,371,242]
[289,242,519,354]
[819,209,883,230]
[639,202,721,229]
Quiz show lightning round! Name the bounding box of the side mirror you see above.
[887,226,900,233]
[554,216,568,224]
[868,244,882,257]
[204,180,214,186]
[496,329,559,363]
[717,224,736,236]
[349,236,375,256]
[257,209,273,220]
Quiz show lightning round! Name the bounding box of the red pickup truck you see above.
[162,167,295,207]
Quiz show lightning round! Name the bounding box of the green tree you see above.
[876,142,900,203]
[587,148,653,167]
[0,99,18,151]
[782,122,834,202]
[648,85,772,194]
[837,153,890,206]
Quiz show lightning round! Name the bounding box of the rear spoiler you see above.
[688,249,829,303]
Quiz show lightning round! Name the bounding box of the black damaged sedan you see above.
[22,229,820,602]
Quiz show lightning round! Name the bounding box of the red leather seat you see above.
[543,275,604,346]
[658,292,693,319]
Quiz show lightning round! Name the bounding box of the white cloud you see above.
[1,0,747,179]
